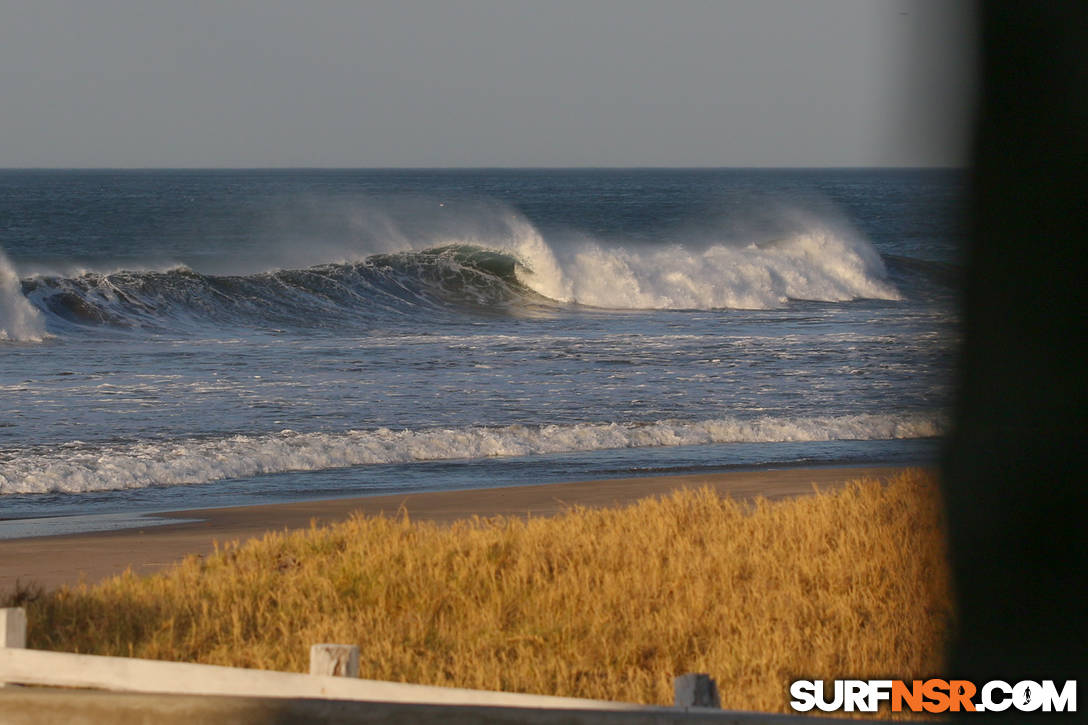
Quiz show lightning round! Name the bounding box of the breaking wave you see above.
[12,212,902,334]
[1,413,944,495]
[508,217,901,309]
[20,244,545,332]
[0,249,46,342]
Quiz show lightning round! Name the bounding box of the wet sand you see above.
[0,466,914,592]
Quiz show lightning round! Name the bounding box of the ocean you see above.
[0,169,962,532]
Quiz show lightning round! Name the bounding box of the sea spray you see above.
[503,216,574,302]
[514,224,901,310]
[0,247,46,342]
[0,413,945,494]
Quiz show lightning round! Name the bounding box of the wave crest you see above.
[21,245,544,332]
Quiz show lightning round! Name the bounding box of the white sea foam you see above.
[1,413,944,495]
[507,218,901,310]
[0,248,46,342]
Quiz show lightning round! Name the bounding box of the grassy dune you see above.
[10,470,952,713]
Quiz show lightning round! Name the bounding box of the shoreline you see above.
[0,465,916,592]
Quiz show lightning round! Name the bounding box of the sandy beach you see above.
[0,466,913,592]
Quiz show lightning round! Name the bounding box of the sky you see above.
[0,0,974,168]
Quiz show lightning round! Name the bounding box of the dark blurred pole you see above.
[943,0,1086,715]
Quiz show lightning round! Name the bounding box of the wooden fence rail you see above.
[0,607,882,724]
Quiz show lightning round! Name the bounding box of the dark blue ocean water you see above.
[0,169,963,526]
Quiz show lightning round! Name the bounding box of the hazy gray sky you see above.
[0,0,973,167]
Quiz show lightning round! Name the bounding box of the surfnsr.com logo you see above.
[789,679,1077,714]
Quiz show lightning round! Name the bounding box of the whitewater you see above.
[1,414,944,495]
[0,168,961,521]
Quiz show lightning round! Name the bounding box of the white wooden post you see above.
[1,608,26,649]
[1,607,27,687]
[674,672,720,708]
[309,644,359,678]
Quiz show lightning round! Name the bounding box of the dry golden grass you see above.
[11,470,952,714]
